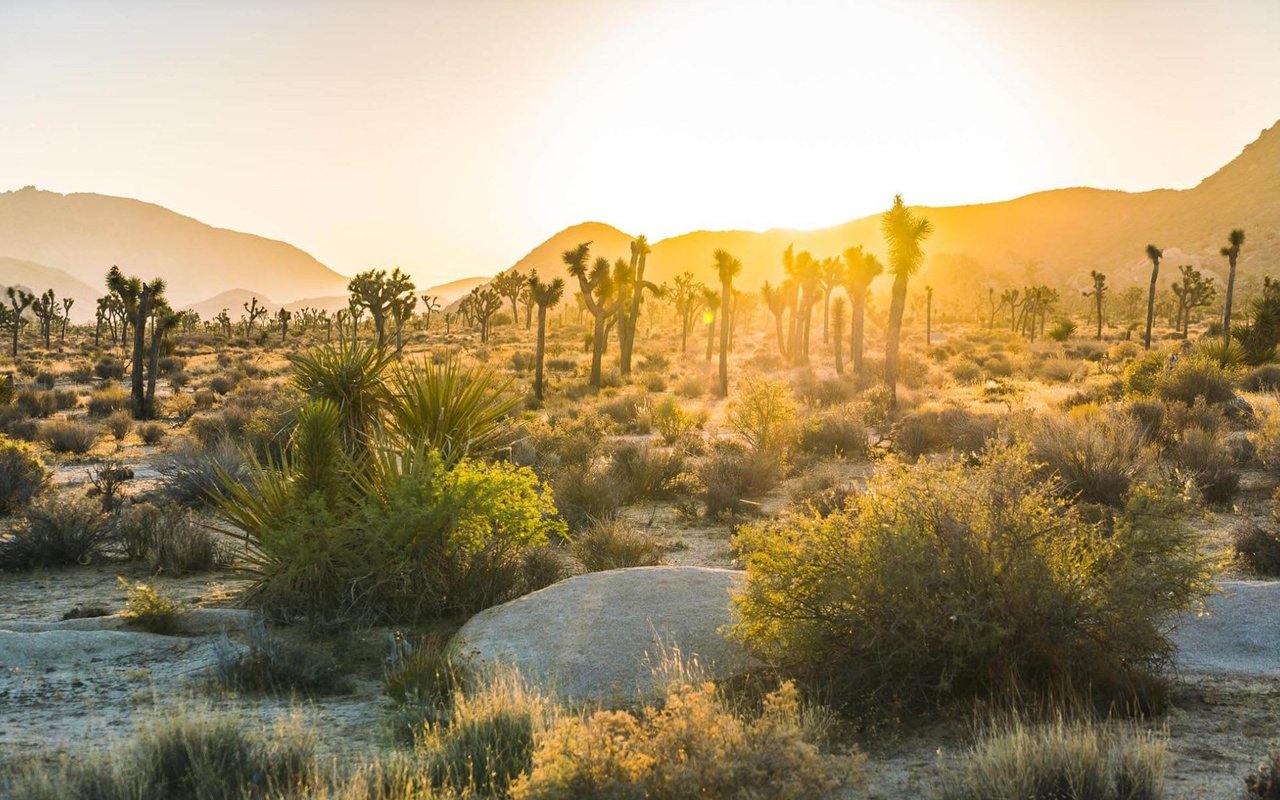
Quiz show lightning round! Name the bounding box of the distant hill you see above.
[0,257,100,322]
[183,288,276,322]
[422,276,491,305]
[0,187,351,306]
[484,121,1280,308]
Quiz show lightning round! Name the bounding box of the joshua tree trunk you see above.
[1144,270,1158,349]
[705,315,715,362]
[1223,256,1239,340]
[884,272,908,412]
[534,304,548,400]
[131,287,152,419]
[832,300,845,375]
[850,287,867,374]
[718,283,731,397]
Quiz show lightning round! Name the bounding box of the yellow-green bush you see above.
[732,445,1210,712]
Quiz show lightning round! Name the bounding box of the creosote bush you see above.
[40,419,100,454]
[732,445,1210,713]
[570,519,665,572]
[0,434,48,515]
[1022,408,1154,507]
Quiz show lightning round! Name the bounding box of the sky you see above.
[2,0,1280,287]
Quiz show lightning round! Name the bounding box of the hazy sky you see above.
[3,0,1279,286]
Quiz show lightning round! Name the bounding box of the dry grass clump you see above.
[40,419,100,454]
[16,388,57,417]
[894,405,997,459]
[570,519,665,572]
[10,704,317,800]
[212,619,350,696]
[88,385,131,417]
[1021,408,1154,507]
[0,493,110,568]
[944,717,1167,800]
[796,405,870,460]
[137,421,166,445]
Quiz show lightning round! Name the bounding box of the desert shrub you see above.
[675,374,708,397]
[87,460,135,513]
[208,374,237,395]
[157,440,246,507]
[509,411,613,473]
[606,441,685,502]
[652,396,702,446]
[511,680,849,800]
[732,445,1210,712]
[158,355,186,376]
[1170,426,1239,505]
[1047,318,1077,342]
[120,577,182,634]
[1121,351,1168,396]
[32,370,55,389]
[1039,357,1084,383]
[10,704,317,800]
[168,371,190,390]
[943,718,1166,800]
[570,519,665,572]
[166,392,196,422]
[949,357,983,384]
[641,373,665,392]
[54,388,80,410]
[699,439,784,518]
[93,355,126,380]
[193,388,218,409]
[217,444,565,624]
[384,633,460,707]
[88,385,131,416]
[386,357,519,465]
[0,493,109,569]
[1125,399,1166,445]
[1157,353,1236,406]
[797,405,869,460]
[894,406,997,459]
[40,419,99,454]
[1243,364,1280,393]
[1233,521,1280,577]
[1022,409,1154,507]
[793,372,857,407]
[16,388,57,417]
[213,619,349,696]
[149,506,227,574]
[105,409,133,441]
[416,670,553,797]
[726,377,798,459]
[900,351,931,389]
[551,461,625,530]
[788,464,858,518]
[137,421,166,445]
[0,435,48,515]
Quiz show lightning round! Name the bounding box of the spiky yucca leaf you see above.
[387,358,518,466]
[288,340,393,456]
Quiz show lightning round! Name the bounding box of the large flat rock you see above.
[450,566,758,704]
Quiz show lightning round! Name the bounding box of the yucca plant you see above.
[387,357,519,466]
[288,340,393,457]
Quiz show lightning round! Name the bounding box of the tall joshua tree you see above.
[5,287,33,360]
[1085,270,1107,340]
[831,298,846,374]
[564,243,618,390]
[842,245,883,375]
[881,195,932,411]
[1143,244,1162,349]
[619,235,658,376]
[1221,228,1246,340]
[108,267,165,419]
[528,270,565,401]
[714,248,741,398]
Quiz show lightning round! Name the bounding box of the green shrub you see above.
[511,680,849,800]
[106,409,133,441]
[1243,364,1280,392]
[1157,353,1236,406]
[120,577,183,634]
[1233,522,1280,577]
[157,440,246,508]
[1170,426,1239,505]
[894,406,997,459]
[944,718,1166,800]
[551,461,625,530]
[0,435,48,515]
[384,633,460,707]
[570,519,665,572]
[732,446,1210,712]
[93,356,125,380]
[698,439,783,518]
[652,396,701,446]
[726,377,798,459]
[11,704,317,800]
[1121,351,1168,396]
[1047,318,1077,342]
[137,422,166,445]
[606,441,685,502]
[386,356,518,465]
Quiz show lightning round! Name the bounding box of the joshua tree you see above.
[564,243,620,390]
[881,195,932,411]
[31,289,58,349]
[671,272,704,354]
[714,248,742,397]
[1085,270,1107,339]
[349,268,416,349]
[466,285,503,343]
[59,298,74,342]
[390,292,417,353]
[528,270,565,401]
[832,298,846,374]
[619,236,659,376]
[491,268,526,326]
[1221,228,1246,340]
[276,308,292,343]
[420,294,441,330]
[761,281,789,359]
[108,267,166,418]
[924,285,933,348]
[1171,265,1215,336]
[819,256,844,344]
[5,287,33,359]
[215,309,232,339]
[783,247,820,364]
[842,245,883,374]
[1143,244,1162,349]
[144,305,180,416]
[242,296,268,336]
